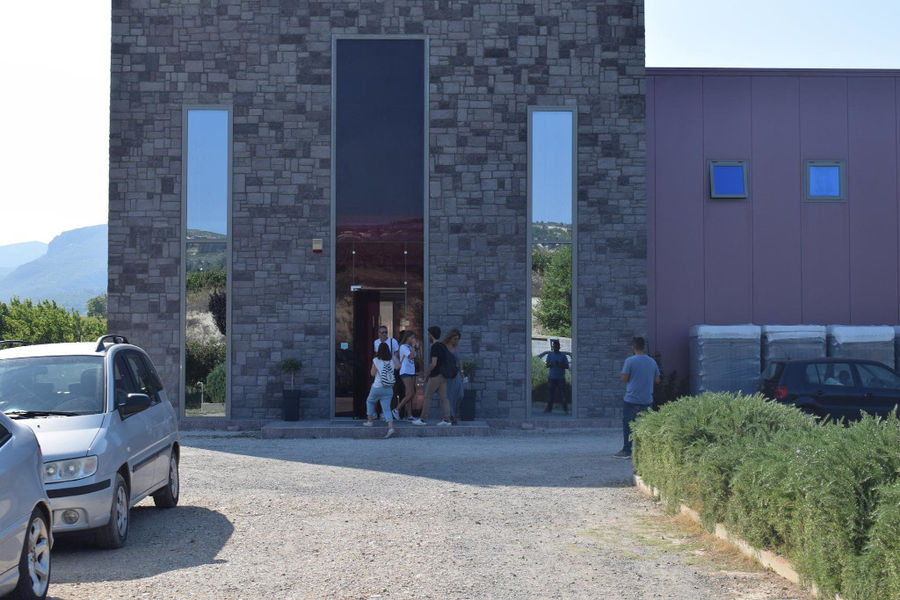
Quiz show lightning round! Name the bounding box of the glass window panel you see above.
[806,161,844,201]
[184,108,229,418]
[334,40,425,419]
[709,162,747,198]
[529,109,575,417]
[809,166,840,197]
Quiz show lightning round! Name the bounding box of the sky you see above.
[1,1,899,246]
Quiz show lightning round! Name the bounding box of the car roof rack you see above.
[0,340,27,349]
[95,334,129,352]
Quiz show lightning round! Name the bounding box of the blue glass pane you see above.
[809,165,841,197]
[712,165,745,196]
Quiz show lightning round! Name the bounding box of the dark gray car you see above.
[760,358,900,421]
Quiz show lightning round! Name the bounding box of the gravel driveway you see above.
[49,430,811,600]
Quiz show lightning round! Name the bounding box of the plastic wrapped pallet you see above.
[761,325,826,371]
[826,325,895,368]
[689,325,761,395]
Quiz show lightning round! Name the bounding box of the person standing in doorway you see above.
[614,336,660,459]
[411,326,453,426]
[543,339,569,414]
[374,325,399,357]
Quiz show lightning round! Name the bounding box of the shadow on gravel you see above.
[49,505,232,584]
[183,431,637,489]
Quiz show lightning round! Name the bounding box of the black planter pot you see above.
[460,389,476,421]
[283,389,302,421]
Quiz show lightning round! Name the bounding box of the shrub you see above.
[185,340,225,388]
[205,362,226,403]
[186,268,226,293]
[843,479,900,600]
[787,413,900,596]
[634,394,900,598]
[633,392,811,528]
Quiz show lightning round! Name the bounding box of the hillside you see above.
[0,241,47,279]
[0,225,107,313]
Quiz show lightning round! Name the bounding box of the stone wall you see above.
[109,0,646,421]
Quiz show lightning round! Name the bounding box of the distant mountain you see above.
[0,225,107,313]
[0,241,47,280]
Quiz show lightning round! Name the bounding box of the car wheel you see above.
[152,451,179,508]
[10,508,51,600]
[95,473,129,549]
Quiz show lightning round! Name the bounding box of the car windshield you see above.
[0,356,105,416]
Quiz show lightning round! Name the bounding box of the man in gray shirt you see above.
[614,336,660,459]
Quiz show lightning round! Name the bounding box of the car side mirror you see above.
[118,393,152,418]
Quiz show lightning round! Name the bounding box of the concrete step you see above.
[261,419,491,439]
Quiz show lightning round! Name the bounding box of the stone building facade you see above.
[109,0,646,423]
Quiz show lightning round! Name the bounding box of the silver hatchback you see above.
[0,335,179,549]
[0,411,52,599]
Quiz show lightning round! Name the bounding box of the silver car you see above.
[0,335,179,549]
[0,411,52,600]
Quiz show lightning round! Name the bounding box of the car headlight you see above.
[44,456,98,483]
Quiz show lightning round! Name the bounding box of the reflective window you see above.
[334,39,425,418]
[709,160,748,199]
[529,108,575,416]
[857,363,900,389]
[0,356,104,415]
[806,160,845,201]
[184,108,229,417]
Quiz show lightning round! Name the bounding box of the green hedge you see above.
[632,392,900,599]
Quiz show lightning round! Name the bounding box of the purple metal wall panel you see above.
[650,75,705,368]
[848,77,898,323]
[702,76,754,324]
[649,69,900,378]
[751,77,803,324]
[799,76,851,323]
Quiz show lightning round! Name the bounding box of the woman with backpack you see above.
[363,341,400,438]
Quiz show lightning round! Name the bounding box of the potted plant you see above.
[280,358,303,421]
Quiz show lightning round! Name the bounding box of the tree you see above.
[87,294,108,318]
[0,298,105,343]
[534,245,572,337]
[208,289,226,335]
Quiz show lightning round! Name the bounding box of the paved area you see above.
[49,430,811,600]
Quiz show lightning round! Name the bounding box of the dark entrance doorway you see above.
[335,288,410,418]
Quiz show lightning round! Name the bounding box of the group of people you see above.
[363,324,466,438]
[363,325,660,459]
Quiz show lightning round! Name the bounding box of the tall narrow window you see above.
[183,108,230,417]
[333,39,426,419]
[529,108,576,417]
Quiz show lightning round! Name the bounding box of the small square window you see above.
[708,160,748,199]
[805,160,845,202]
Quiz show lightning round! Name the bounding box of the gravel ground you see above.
[48,429,812,600]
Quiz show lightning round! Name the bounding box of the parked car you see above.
[760,358,900,421]
[0,411,52,600]
[0,335,179,549]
